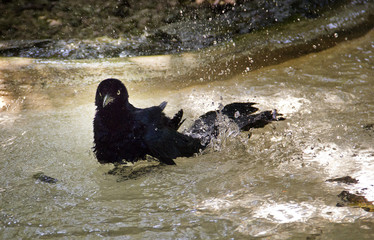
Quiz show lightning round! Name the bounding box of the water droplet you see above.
[234,111,240,118]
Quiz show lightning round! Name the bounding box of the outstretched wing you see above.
[221,102,259,117]
[135,105,202,165]
[221,103,281,130]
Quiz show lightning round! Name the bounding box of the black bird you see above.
[93,78,281,165]
[93,78,202,165]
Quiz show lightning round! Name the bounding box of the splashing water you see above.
[0,31,373,239]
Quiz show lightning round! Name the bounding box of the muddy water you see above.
[0,31,373,239]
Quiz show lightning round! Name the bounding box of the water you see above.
[0,30,373,239]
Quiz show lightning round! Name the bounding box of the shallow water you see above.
[0,31,373,239]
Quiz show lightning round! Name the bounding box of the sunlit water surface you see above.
[0,31,373,239]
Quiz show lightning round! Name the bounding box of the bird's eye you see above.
[117,90,121,95]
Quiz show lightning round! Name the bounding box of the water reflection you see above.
[0,31,373,239]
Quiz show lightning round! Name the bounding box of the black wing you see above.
[145,127,203,165]
[186,102,281,144]
[168,109,185,130]
[135,106,202,165]
[157,101,185,130]
[220,102,276,130]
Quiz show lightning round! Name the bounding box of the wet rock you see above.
[336,190,374,212]
[32,172,58,184]
[326,176,359,184]
[0,1,373,88]
[137,30,183,55]
[328,176,374,212]
[0,40,52,57]
[1,0,369,59]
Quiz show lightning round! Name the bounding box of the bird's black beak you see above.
[103,94,114,108]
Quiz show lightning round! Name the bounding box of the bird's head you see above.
[95,78,129,109]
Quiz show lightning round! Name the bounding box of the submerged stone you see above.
[336,191,374,212]
[32,172,58,184]
[326,176,359,184]
[107,160,161,181]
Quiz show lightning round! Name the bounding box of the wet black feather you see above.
[93,78,282,165]
[93,78,202,165]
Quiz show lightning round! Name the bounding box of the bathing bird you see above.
[93,78,281,165]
